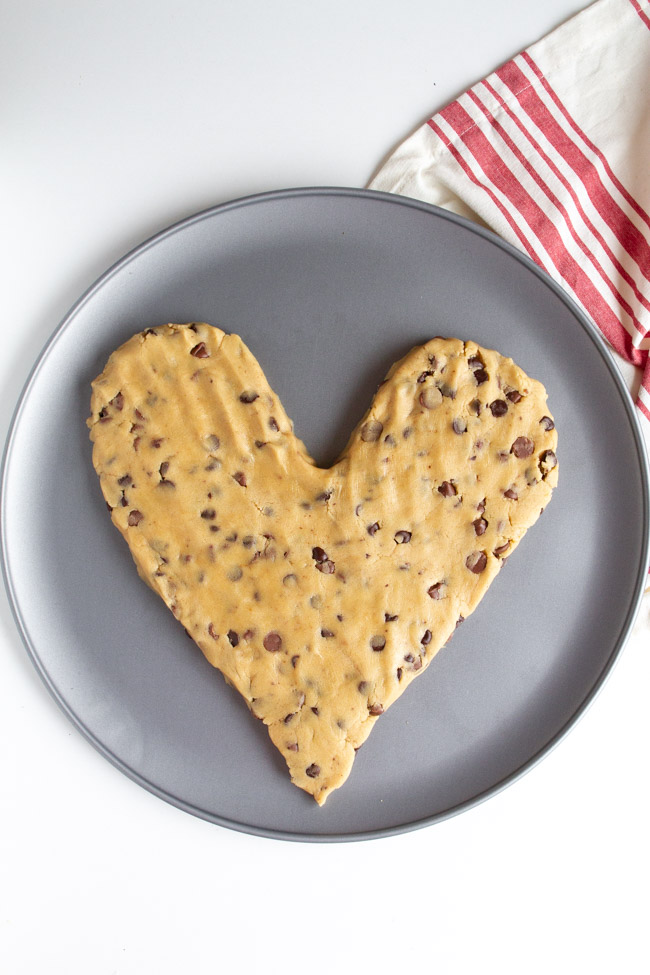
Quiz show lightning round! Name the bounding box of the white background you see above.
[2,2,649,973]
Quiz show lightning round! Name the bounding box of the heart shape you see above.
[89,323,557,804]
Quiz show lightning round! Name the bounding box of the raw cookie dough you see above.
[88,323,558,805]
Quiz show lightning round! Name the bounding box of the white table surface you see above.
[2,2,649,973]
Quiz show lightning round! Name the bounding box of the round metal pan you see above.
[2,188,648,841]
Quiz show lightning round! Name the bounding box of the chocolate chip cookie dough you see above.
[88,324,558,805]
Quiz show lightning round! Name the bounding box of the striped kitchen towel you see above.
[369,0,650,452]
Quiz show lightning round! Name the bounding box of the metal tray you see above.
[2,188,648,841]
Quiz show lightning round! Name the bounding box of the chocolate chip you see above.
[208,623,219,640]
[396,668,403,681]
[110,392,124,411]
[239,390,259,403]
[316,560,335,574]
[394,530,411,544]
[539,450,558,474]
[367,522,380,536]
[477,498,486,514]
[370,635,386,651]
[493,542,511,557]
[384,434,396,446]
[254,440,267,449]
[311,707,320,715]
[427,582,443,599]
[511,436,534,458]
[316,490,332,503]
[127,510,143,526]
[98,407,111,422]
[361,419,383,442]
[368,703,384,716]
[227,630,239,647]
[503,488,518,500]
[466,551,488,574]
[417,370,435,383]
[467,354,484,371]
[490,399,508,417]
[474,369,489,385]
[456,615,465,627]
[269,416,279,431]
[312,546,328,562]
[413,658,423,671]
[158,462,169,479]
[200,508,216,519]
[452,418,467,435]
[286,742,299,752]
[306,763,321,778]
[263,631,282,652]
[473,517,488,535]
[438,481,457,497]
[438,383,456,399]
[320,628,335,638]
[506,387,522,403]
[419,386,443,409]
[118,474,132,487]
[421,629,432,646]
[385,613,399,622]
[357,681,369,693]
[402,427,413,439]
[190,342,209,358]
[540,416,555,431]
[291,655,300,668]
[242,535,256,548]
[233,471,247,486]
[469,398,482,415]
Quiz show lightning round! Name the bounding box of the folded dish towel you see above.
[369,0,650,457]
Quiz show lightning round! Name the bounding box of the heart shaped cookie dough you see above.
[88,323,558,804]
